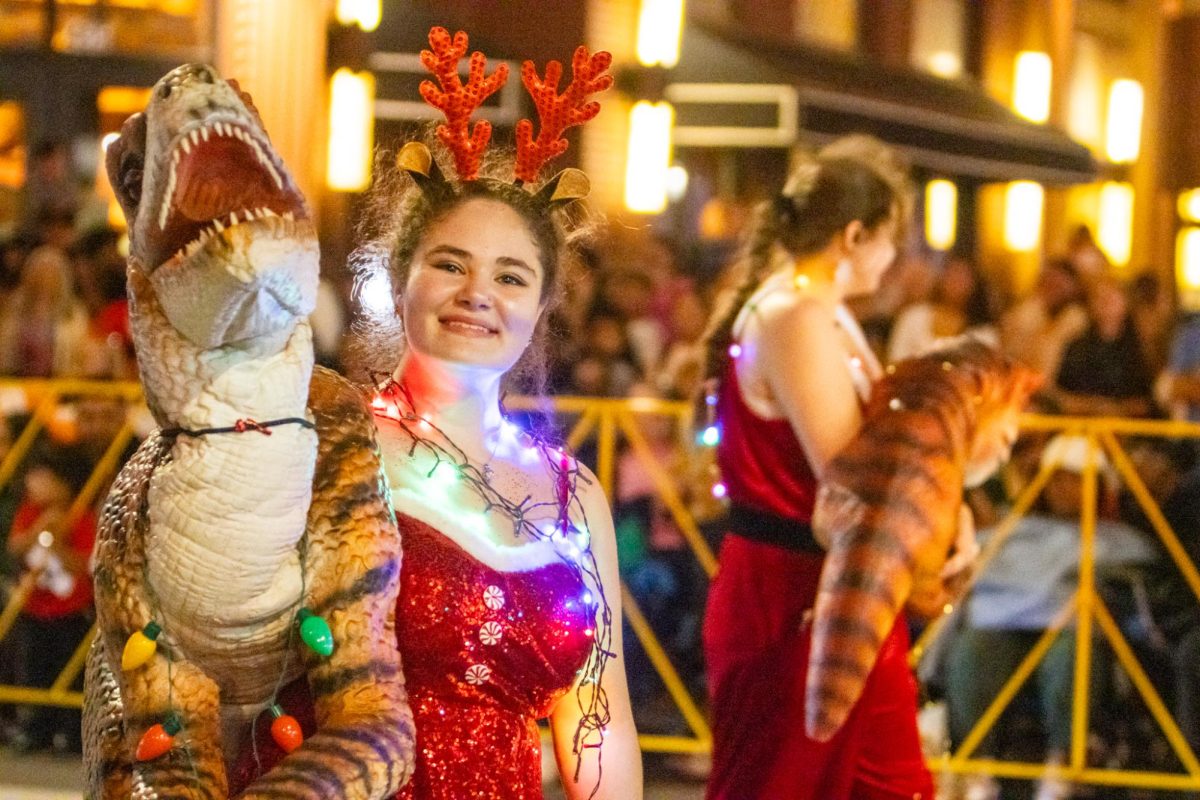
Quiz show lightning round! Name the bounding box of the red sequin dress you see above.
[226,485,596,800]
[393,511,594,800]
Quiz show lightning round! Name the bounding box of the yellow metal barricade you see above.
[912,414,1200,794]
[3,380,1200,792]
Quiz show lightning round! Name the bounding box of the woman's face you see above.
[401,198,545,373]
[843,213,899,297]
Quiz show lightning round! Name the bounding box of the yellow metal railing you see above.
[3,382,1200,789]
[912,414,1200,793]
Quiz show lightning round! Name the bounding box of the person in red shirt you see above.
[6,441,96,753]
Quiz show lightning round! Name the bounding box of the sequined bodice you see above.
[394,513,593,800]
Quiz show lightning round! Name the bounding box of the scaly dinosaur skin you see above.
[83,64,413,799]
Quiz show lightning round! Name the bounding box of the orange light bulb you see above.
[269,704,303,753]
[136,714,181,761]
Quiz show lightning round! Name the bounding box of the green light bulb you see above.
[297,608,334,656]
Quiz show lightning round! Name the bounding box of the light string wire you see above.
[373,375,613,797]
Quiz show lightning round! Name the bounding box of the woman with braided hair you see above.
[700,136,937,799]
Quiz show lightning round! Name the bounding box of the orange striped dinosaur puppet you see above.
[807,340,1039,741]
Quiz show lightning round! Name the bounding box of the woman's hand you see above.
[939,503,980,599]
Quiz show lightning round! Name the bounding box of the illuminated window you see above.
[0,102,25,196]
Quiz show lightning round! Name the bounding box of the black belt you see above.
[725,503,824,554]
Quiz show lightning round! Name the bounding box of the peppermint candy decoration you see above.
[464,664,492,685]
[479,622,503,645]
[483,585,505,610]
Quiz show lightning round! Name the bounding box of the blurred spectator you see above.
[1052,276,1154,417]
[70,226,124,317]
[598,270,665,379]
[571,314,638,397]
[6,440,96,753]
[1118,437,1200,753]
[1000,257,1088,381]
[78,230,135,379]
[1154,311,1200,422]
[614,387,704,704]
[18,141,80,238]
[0,245,91,377]
[0,234,34,301]
[944,434,1157,800]
[886,253,998,363]
[31,207,77,253]
[1128,272,1174,379]
[656,288,708,400]
[1066,224,1110,283]
[859,251,937,356]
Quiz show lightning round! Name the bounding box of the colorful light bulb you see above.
[297,608,334,656]
[122,621,162,671]
[136,713,181,761]
[270,704,303,753]
[698,425,721,447]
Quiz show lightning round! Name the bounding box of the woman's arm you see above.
[549,470,643,800]
[758,298,865,479]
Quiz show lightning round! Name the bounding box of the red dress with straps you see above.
[702,361,934,800]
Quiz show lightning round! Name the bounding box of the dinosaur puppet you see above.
[806,340,1040,742]
[83,64,413,799]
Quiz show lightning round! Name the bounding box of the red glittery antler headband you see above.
[416,26,612,184]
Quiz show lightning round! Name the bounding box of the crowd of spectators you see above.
[0,147,1199,800]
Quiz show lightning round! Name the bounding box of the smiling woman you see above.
[327,26,643,800]
[401,199,545,372]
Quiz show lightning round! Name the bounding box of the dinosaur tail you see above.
[805,483,916,742]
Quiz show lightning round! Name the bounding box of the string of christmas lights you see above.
[121,428,333,776]
[370,376,615,793]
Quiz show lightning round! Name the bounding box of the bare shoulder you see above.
[564,460,617,557]
[757,293,840,355]
[572,461,613,528]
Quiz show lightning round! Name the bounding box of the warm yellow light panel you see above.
[1097,182,1134,267]
[624,101,674,213]
[1105,79,1143,164]
[335,0,381,32]
[925,179,957,250]
[1178,189,1200,223]
[1004,181,1044,252]
[1013,51,1052,123]
[97,86,153,116]
[1176,227,1200,311]
[636,0,685,67]
[326,68,375,192]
